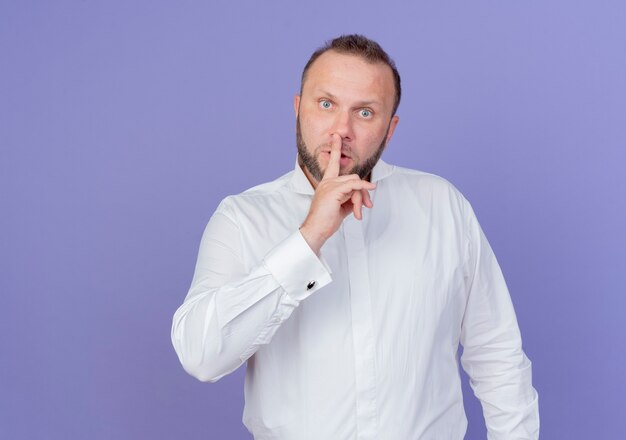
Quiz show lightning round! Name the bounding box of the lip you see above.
[320,150,352,159]
[320,150,353,168]
[339,155,352,167]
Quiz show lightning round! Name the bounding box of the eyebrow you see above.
[316,89,383,108]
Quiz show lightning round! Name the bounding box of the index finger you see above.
[323,133,341,180]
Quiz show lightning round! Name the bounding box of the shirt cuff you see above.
[263,230,332,302]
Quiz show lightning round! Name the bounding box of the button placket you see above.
[343,216,379,439]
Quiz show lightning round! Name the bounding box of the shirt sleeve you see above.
[171,204,332,382]
[459,202,540,439]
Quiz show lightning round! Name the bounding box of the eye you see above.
[319,100,332,109]
[359,109,372,118]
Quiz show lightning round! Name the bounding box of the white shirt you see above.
[171,159,539,440]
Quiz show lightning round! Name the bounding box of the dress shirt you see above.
[171,159,539,440]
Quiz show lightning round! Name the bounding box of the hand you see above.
[299,133,376,254]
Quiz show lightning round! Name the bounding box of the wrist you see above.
[299,224,326,255]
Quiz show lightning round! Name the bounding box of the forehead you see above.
[302,51,395,108]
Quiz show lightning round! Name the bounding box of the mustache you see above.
[319,144,352,157]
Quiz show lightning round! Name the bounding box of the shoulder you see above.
[380,163,477,224]
[213,170,295,219]
[390,165,450,184]
[387,164,468,200]
[380,164,483,250]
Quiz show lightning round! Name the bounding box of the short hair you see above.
[300,34,402,115]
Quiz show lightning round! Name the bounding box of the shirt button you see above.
[306,280,316,290]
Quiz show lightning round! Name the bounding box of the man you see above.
[172,34,539,439]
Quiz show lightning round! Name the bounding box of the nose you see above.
[330,109,354,141]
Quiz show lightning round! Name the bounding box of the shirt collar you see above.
[288,156,395,195]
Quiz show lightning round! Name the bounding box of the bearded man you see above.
[172,34,539,439]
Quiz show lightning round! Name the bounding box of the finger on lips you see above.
[320,133,376,221]
[323,133,342,180]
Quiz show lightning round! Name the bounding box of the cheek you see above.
[301,113,330,135]
[300,118,331,150]
[353,125,386,155]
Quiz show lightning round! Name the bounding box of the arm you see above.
[172,133,374,382]
[171,207,331,382]
[460,205,540,439]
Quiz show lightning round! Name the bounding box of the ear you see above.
[384,115,400,147]
[294,95,301,119]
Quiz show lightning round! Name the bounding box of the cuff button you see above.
[306,280,316,290]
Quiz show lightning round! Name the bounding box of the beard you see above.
[296,116,388,182]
